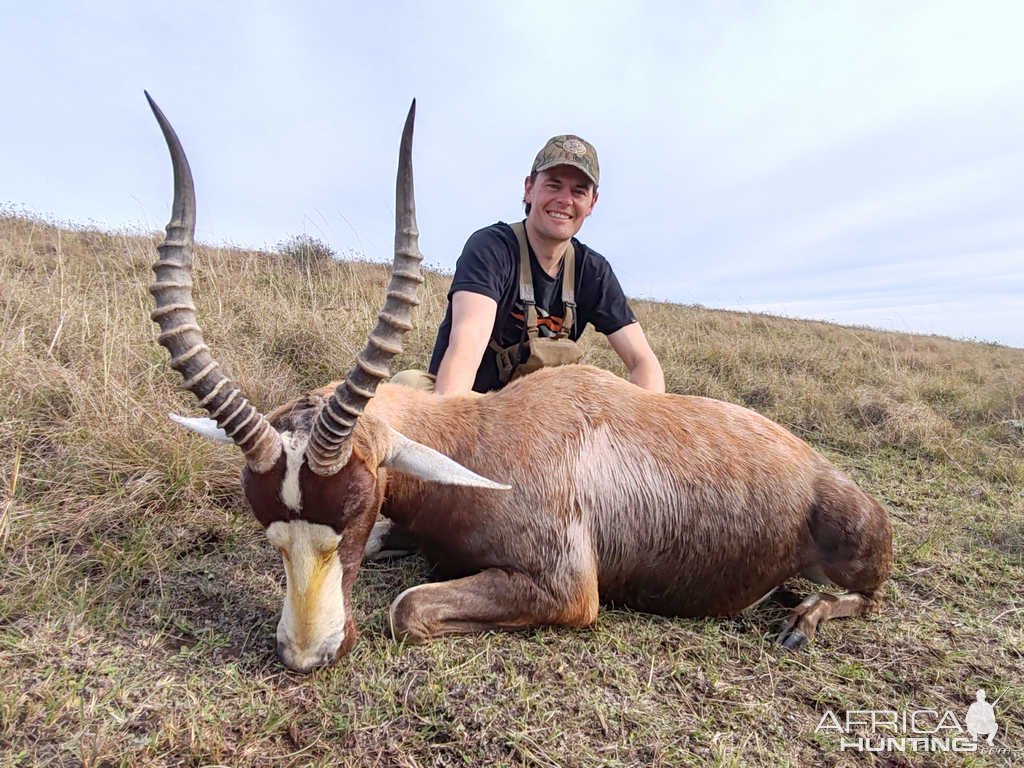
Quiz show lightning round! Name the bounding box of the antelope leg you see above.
[389,567,598,643]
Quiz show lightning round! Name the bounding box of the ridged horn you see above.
[146,92,283,473]
[306,100,424,476]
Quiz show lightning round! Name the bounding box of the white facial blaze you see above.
[279,431,309,513]
[266,520,346,670]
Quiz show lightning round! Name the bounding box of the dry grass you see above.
[1,211,1021,767]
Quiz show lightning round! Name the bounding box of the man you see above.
[406,134,664,395]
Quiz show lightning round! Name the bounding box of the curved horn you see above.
[146,92,282,472]
[306,101,424,476]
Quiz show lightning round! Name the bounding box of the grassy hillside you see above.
[1,212,1021,767]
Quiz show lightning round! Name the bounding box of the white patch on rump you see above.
[279,431,309,513]
[266,520,346,670]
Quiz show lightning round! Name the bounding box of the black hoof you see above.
[778,628,809,651]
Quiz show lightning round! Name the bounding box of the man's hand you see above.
[433,291,498,395]
[607,323,665,393]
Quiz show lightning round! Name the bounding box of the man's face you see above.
[524,165,598,243]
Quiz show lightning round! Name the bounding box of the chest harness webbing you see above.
[487,220,579,383]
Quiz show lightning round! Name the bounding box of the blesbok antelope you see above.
[147,94,892,673]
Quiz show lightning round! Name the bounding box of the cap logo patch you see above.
[561,138,587,157]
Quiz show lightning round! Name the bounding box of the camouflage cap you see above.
[531,135,600,186]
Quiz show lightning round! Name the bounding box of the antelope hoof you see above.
[390,612,432,644]
[777,627,809,651]
[389,587,433,644]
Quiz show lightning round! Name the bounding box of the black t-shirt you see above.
[428,221,637,392]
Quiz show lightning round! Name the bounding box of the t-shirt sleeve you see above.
[448,227,513,302]
[584,254,637,335]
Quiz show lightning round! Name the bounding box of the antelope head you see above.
[146,94,507,672]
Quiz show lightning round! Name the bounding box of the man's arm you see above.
[607,323,665,393]
[433,291,498,395]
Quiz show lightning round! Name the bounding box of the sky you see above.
[2,1,1022,348]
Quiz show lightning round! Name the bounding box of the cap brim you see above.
[533,159,599,186]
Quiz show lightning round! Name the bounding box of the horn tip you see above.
[144,90,160,116]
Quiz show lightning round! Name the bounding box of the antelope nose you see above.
[276,636,341,673]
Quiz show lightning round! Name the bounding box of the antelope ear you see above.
[168,413,233,444]
[382,428,511,490]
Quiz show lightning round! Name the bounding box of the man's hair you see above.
[524,171,538,215]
